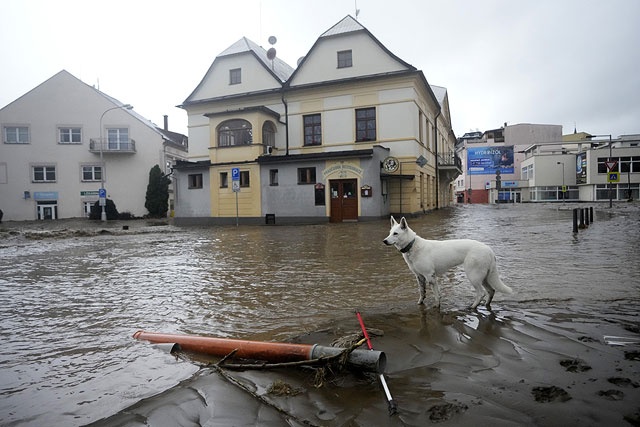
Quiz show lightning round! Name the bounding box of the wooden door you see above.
[329,179,358,222]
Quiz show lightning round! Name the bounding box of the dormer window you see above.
[229,68,241,85]
[337,50,352,68]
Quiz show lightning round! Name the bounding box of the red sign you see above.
[605,160,618,171]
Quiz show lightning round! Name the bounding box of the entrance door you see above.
[37,202,58,220]
[330,179,358,222]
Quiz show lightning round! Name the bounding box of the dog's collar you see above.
[399,238,416,254]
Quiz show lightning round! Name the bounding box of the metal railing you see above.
[89,138,136,153]
[438,151,462,169]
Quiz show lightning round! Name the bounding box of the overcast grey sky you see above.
[1,0,639,139]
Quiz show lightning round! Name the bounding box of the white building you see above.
[520,134,640,203]
[0,70,187,221]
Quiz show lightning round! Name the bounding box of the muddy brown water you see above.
[0,203,639,426]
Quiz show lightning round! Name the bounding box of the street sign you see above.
[232,167,240,181]
[98,188,106,198]
[605,160,618,171]
[232,180,241,192]
[607,172,620,183]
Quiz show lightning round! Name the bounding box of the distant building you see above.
[456,123,562,203]
[520,133,640,203]
[0,70,188,221]
[175,15,461,225]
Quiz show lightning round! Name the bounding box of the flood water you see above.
[0,203,639,426]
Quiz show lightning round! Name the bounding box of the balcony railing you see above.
[89,138,136,153]
[438,151,462,170]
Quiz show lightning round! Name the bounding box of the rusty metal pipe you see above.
[133,330,385,373]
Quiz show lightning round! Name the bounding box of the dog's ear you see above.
[400,217,408,229]
[390,215,397,226]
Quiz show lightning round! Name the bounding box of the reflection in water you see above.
[0,203,638,425]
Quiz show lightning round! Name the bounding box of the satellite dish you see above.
[268,36,277,45]
[297,56,305,66]
[267,47,277,60]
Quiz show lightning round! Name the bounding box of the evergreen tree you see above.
[89,199,119,220]
[145,164,170,218]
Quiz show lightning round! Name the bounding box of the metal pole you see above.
[609,135,613,208]
[99,104,133,221]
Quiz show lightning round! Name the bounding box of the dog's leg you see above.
[416,274,427,305]
[483,281,496,308]
[429,277,441,309]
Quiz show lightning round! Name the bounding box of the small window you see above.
[4,126,29,144]
[298,167,316,184]
[303,114,322,146]
[33,165,56,182]
[188,173,203,189]
[337,50,352,68]
[230,68,241,85]
[240,171,250,187]
[59,127,82,144]
[220,172,228,188]
[269,169,279,186]
[82,165,102,181]
[355,107,376,142]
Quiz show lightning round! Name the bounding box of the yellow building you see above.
[175,16,460,225]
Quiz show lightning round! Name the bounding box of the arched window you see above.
[218,119,252,147]
[262,121,276,150]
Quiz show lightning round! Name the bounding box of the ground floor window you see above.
[530,186,578,201]
[298,167,316,184]
[596,183,639,200]
[240,171,250,187]
[269,169,278,186]
[188,173,203,189]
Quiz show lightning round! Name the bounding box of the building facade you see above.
[175,16,460,225]
[520,134,640,203]
[0,70,187,221]
[455,123,562,204]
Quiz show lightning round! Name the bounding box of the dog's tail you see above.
[487,259,513,294]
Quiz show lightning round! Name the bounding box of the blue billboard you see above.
[467,146,514,175]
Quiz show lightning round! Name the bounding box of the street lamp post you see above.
[99,104,133,221]
[587,134,613,208]
[556,161,565,203]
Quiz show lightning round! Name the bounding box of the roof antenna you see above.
[355,0,360,20]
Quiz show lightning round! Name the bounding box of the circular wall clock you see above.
[382,156,399,173]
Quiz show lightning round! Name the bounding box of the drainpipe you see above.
[433,111,441,209]
[281,91,289,156]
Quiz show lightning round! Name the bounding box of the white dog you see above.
[383,216,513,309]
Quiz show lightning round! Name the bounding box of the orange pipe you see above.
[133,330,386,372]
[133,330,313,363]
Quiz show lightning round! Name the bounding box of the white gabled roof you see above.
[320,15,365,37]
[219,37,294,83]
[430,85,447,106]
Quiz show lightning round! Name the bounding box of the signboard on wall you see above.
[467,146,514,175]
[576,152,587,184]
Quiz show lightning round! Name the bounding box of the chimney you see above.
[163,115,168,131]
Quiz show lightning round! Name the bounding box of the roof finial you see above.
[355,0,360,20]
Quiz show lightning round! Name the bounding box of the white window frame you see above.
[107,128,129,150]
[81,165,102,182]
[229,68,241,85]
[32,165,56,183]
[4,126,29,144]
[59,127,82,144]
